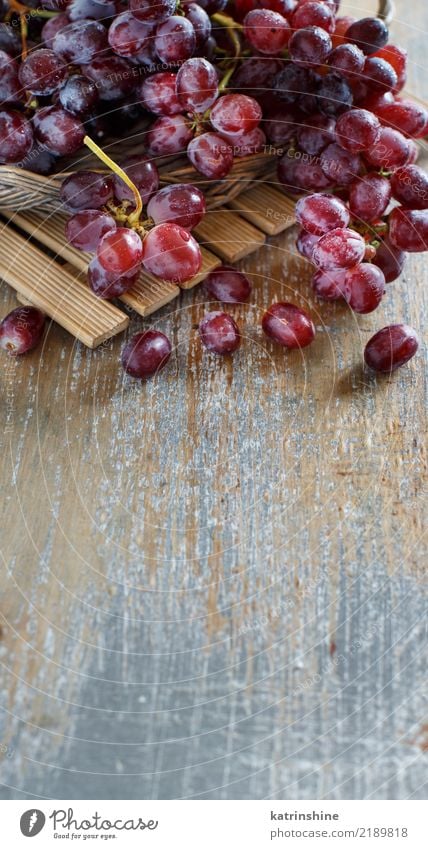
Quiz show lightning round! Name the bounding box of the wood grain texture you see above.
[0,0,427,802]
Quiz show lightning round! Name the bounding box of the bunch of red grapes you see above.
[0,0,425,378]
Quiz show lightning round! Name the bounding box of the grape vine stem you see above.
[83,135,142,227]
[212,12,242,92]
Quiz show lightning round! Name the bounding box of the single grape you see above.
[154,16,196,63]
[327,43,365,78]
[345,17,388,55]
[373,44,407,93]
[317,72,353,116]
[182,2,211,49]
[210,93,262,136]
[390,165,428,210]
[52,20,108,64]
[187,132,233,179]
[33,106,84,156]
[67,0,117,20]
[0,110,33,163]
[0,51,20,105]
[97,228,143,275]
[108,11,153,57]
[335,108,381,153]
[129,0,176,23]
[296,114,336,155]
[363,57,397,93]
[82,56,135,101]
[138,72,182,116]
[274,63,314,105]
[296,229,320,262]
[312,227,366,269]
[349,173,391,223]
[224,126,266,157]
[292,2,335,33]
[232,56,284,98]
[320,142,362,186]
[147,183,205,230]
[176,58,218,113]
[295,158,335,191]
[65,210,116,252]
[364,324,419,373]
[389,207,428,253]
[142,223,201,283]
[41,13,69,49]
[331,15,356,48]
[289,26,332,68]
[121,330,172,378]
[265,108,301,145]
[262,301,315,349]
[364,126,409,170]
[312,267,346,300]
[146,115,193,156]
[19,49,67,96]
[295,193,349,236]
[88,257,139,299]
[16,143,57,175]
[199,311,241,354]
[113,155,159,207]
[373,238,405,283]
[204,265,251,303]
[0,306,45,355]
[342,263,385,313]
[60,171,114,211]
[243,9,290,56]
[59,74,98,117]
[376,98,428,138]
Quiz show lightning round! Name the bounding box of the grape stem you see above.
[212,12,242,92]
[83,135,142,226]
[7,0,59,19]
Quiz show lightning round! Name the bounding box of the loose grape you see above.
[147,184,205,230]
[342,263,385,313]
[65,210,116,252]
[243,9,290,55]
[364,324,419,373]
[262,301,315,349]
[187,132,233,179]
[312,227,366,269]
[97,228,143,275]
[142,223,201,283]
[388,207,428,252]
[0,306,45,355]
[295,193,349,236]
[0,110,33,163]
[121,330,172,378]
[199,311,241,354]
[204,266,251,303]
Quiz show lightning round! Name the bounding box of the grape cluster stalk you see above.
[0,0,425,377]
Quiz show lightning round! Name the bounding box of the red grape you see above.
[390,165,428,210]
[154,16,196,63]
[204,265,251,302]
[373,44,407,93]
[388,207,428,252]
[88,257,139,298]
[345,17,388,55]
[373,238,405,283]
[210,93,262,136]
[183,2,211,49]
[146,114,193,156]
[82,56,135,101]
[97,227,143,274]
[292,2,335,34]
[0,306,45,355]
[142,223,201,283]
[342,263,385,313]
[294,158,334,191]
[320,142,362,186]
[295,193,349,236]
[364,324,419,373]
[296,229,320,261]
[243,9,290,56]
[187,132,233,179]
[364,126,409,170]
[0,51,20,105]
[199,311,241,354]
[65,210,116,252]
[289,26,332,68]
[312,227,366,269]
[60,171,114,211]
[312,267,346,300]
[113,155,159,207]
[138,72,182,116]
[349,173,391,223]
[327,43,365,78]
[176,58,219,113]
[41,13,69,49]
[224,126,266,157]
[147,183,205,230]
[376,98,428,138]
[33,106,85,155]
[364,57,397,93]
[67,0,117,21]
[121,330,172,378]
[52,19,108,64]
[262,301,315,349]
[108,12,153,57]
[296,114,336,155]
[19,49,67,96]
[0,110,33,163]
[59,74,99,117]
[335,108,381,153]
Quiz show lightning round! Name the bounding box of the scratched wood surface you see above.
[0,0,427,801]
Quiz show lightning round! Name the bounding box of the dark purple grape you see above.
[154,16,196,63]
[0,50,20,105]
[16,144,57,175]
[296,114,336,155]
[19,49,67,96]
[67,0,117,21]
[41,12,69,47]
[0,110,33,163]
[345,17,388,55]
[129,0,176,23]
[317,72,353,116]
[53,19,107,63]
[273,63,315,105]
[0,23,21,57]
[82,56,135,100]
[108,11,153,57]
[113,155,159,207]
[60,171,114,211]
[364,56,397,93]
[59,74,98,117]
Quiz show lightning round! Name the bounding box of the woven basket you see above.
[0,0,394,213]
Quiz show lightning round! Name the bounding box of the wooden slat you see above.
[194,210,266,263]
[227,184,296,235]
[120,273,179,316]
[12,209,90,272]
[0,226,128,348]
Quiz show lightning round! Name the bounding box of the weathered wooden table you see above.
[0,0,427,801]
